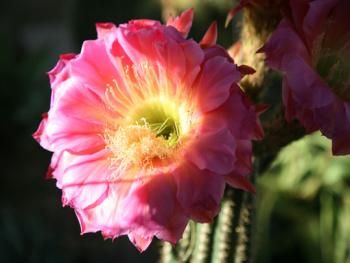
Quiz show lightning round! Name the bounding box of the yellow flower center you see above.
[130,99,182,146]
[105,98,193,172]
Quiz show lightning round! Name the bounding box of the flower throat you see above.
[105,99,183,171]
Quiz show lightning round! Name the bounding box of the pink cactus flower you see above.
[33,9,263,251]
[262,0,350,155]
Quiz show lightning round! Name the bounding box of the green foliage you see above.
[256,132,350,263]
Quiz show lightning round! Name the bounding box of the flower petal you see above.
[262,19,310,70]
[48,53,76,89]
[70,39,123,98]
[125,172,188,244]
[76,170,188,249]
[96,22,117,39]
[225,173,255,193]
[207,86,264,140]
[174,161,225,222]
[282,54,334,107]
[128,232,153,252]
[52,149,111,210]
[38,78,114,154]
[264,0,350,155]
[185,117,236,175]
[200,21,217,48]
[195,56,239,112]
[314,102,350,155]
[230,140,253,177]
[167,8,193,38]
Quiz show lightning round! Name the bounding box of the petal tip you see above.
[96,22,116,39]
[128,233,153,252]
[167,8,194,37]
[200,21,218,48]
[32,112,48,144]
[226,174,256,193]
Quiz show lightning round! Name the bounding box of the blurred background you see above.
[1,0,349,262]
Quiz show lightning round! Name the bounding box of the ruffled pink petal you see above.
[114,23,165,67]
[224,140,255,193]
[76,170,188,249]
[206,86,264,140]
[47,54,76,108]
[167,8,193,38]
[124,172,188,244]
[36,38,127,154]
[174,161,225,223]
[74,170,142,236]
[153,34,188,91]
[75,183,132,236]
[185,117,236,175]
[194,55,239,112]
[52,149,111,210]
[180,40,205,88]
[48,53,76,89]
[230,140,253,177]
[75,34,142,115]
[109,20,204,99]
[203,45,235,64]
[156,37,204,96]
[200,21,217,48]
[37,78,113,154]
[201,44,243,84]
[128,232,153,252]
[70,39,123,99]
